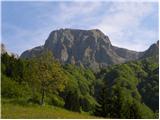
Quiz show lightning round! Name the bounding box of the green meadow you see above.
[1,100,100,119]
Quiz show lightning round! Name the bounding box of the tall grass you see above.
[1,102,100,119]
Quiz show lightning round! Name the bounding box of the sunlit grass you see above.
[1,102,100,119]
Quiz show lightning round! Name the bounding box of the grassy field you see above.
[1,102,100,119]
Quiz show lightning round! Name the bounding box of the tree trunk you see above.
[41,88,45,106]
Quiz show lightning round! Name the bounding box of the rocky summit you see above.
[20,28,158,70]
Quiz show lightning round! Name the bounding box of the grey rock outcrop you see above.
[20,28,158,70]
[140,40,159,59]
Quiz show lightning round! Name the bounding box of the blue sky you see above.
[1,0,159,55]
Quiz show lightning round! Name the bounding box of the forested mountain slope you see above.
[1,29,159,118]
[94,57,159,118]
[1,50,159,118]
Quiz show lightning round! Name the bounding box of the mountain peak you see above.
[20,29,158,71]
[140,41,159,59]
[48,28,110,44]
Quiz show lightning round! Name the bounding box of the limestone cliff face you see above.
[20,28,158,70]
[20,46,44,58]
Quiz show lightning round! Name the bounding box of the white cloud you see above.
[2,1,104,55]
[2,1,158,55]
[94,2,158,51]
[47,2,103,27]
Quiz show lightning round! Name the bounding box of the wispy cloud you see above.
[2,1,158,55]
[94,2,158,51]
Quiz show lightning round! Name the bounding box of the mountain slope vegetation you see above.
[1,49,158,118]
[94,57,158,118]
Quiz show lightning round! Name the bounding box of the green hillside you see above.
[94,57,158,118]
[1,52,159,119]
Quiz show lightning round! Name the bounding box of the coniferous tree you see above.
[64,90,80,112]
[94,82,112,117]
[94,86,107,117]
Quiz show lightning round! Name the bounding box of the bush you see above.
[1,74,30,99]
[80,94,97,112]
[48,94,65,107]
[27,93,41,105]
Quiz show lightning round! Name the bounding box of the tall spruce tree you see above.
[94,82,112,117]
[64,90,80,112]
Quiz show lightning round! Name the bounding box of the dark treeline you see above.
[1,51,159,118]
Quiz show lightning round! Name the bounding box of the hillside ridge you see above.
[20,28,158,70]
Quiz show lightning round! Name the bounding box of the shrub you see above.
[48,94,65,107]
[1,74,30,99]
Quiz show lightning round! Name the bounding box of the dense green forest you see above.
[1,51,159,119]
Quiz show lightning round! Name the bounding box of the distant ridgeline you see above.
[20,28,159,71]
[1,28,159,119]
